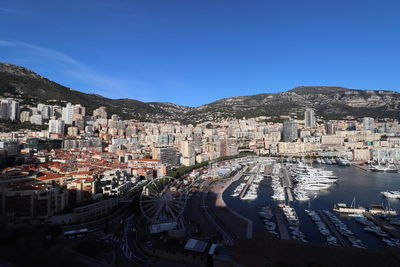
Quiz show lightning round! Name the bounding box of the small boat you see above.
[354,216,374,226]
[382,238,395,246]
[364,226,379,233]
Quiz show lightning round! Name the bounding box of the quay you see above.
[363,212,400,239]
[351,163,370,172]
[275,209,290,240]
[239,164,260,199]
[317,210,350,247]
[207,168,253,240]
[264,164,273,176]
[285,188,294,202]
[281,167,293,188]
[231,168,245,183]
[281,167,294,202]
[239,174,255,199]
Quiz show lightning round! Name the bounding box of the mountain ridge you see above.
[1,62,399,123]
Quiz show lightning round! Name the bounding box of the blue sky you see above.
[0,0,399,106]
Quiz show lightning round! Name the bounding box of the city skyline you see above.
[2,86,400,266]
[2,1,400,266]
[1,0,400,106]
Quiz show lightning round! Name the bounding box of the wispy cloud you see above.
[0,7,22,14]
[0,40,80,66]
[0,40,152,101]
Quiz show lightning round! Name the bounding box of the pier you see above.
[264,164,273,176]
[351,163,370,172]
[275,209,290,240]
[317,211,350,247]
[239,164,261,199]
[281,167,294,202]
[285,188,294,202]
[231,169,244,183]
[239,174,255,198]
[363,212,400,239]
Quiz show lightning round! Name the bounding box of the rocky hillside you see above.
[0,62,192,122]
[1,62,399,123]
[194,86,400,121]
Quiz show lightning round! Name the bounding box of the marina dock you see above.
[275,209,290,240]
[239,174,255,198]
[264,164,273,176]
[285,188,294,202]
[363,212,400,239]
[317,211,350,247]
[281,167,294,202]
[351,163,370,172]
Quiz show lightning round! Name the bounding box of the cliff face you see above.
[1,62,399,123]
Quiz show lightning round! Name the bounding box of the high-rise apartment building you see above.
[73,104,86,121]
[30,114,43,125]
[0,99,19,121]
[20,110,31,122]
[52,105,62,118]
[49,119,65,134]
[362,117,375,132]
[304,108,315,128]
[37,104,52,120]
[181,139,195,166]
[9,100,20,121]
[325,121,337,135]
[62,103,74,124]
[0,100,9,119]
[282,119,298,142]
[153,146,180,166]
[158,134,174,146]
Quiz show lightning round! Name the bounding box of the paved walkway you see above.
[275,209,290,240]
[209,169,253,239]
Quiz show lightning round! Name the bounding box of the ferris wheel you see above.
[140,176,187,224]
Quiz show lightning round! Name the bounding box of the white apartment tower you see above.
[62,103,74,124]
[0,99,19,121]
[49,119,65,134]
[10,100,20,121]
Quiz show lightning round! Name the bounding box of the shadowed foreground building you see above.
[232,232,400,267]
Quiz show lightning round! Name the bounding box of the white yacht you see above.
[230,182,246,197]
[369,163,398,173]
[333,197,366,215]
[381,191,400,199]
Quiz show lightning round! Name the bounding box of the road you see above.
[184,191,221,240]
[119,215,153,266]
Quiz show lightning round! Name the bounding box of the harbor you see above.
[281,167,294,202]
[223,160,400,250]
[275,209,290,240]
[239,173,256,199]
[317,210,350,247]
[363,212,400,239]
